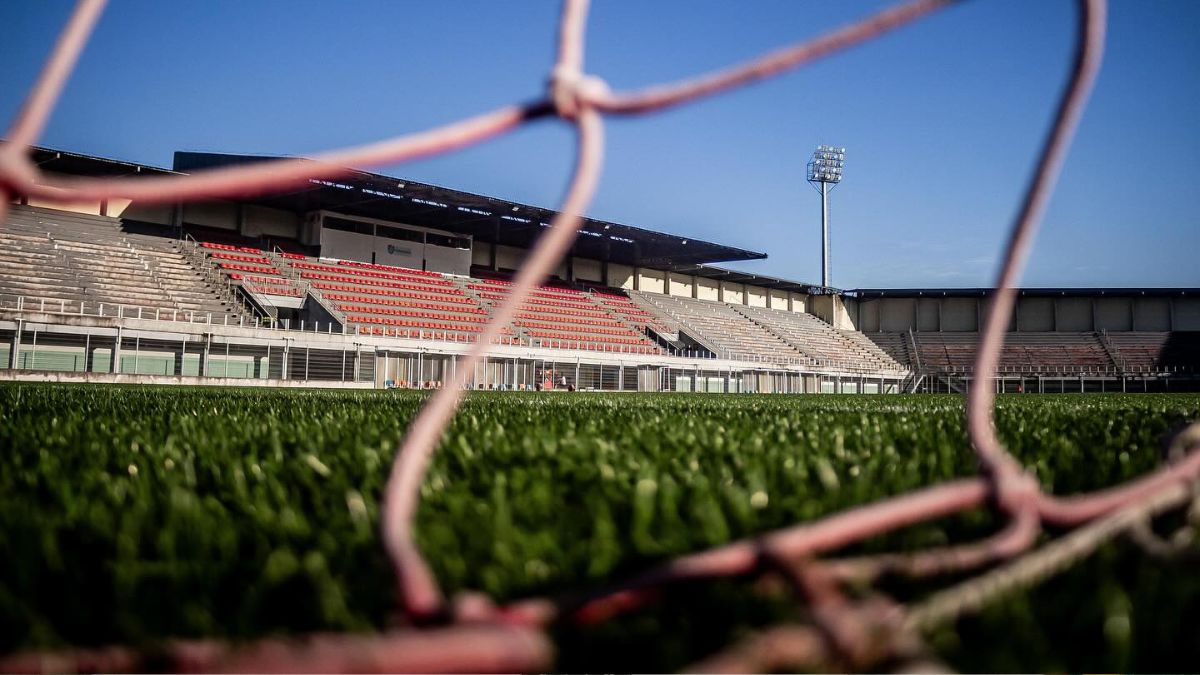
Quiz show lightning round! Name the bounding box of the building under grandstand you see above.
[2,147,1197,393]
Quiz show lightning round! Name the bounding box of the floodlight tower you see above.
[807,145,845,289]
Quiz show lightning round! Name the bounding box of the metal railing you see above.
[924,363,1195,376]
[0,290,923,375]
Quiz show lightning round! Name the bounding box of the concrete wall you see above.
[790,293,808,313]
[609,263,635,290]
[855,294,1199,333]
[746,287,768,308]
[122,202,175,225]
[696,278,720,301]
[182,200,239,230]
[1134,298,1171,331]
[668,272,692,297]
[573,257,603,282]
[25,195,103,216]
[839,297,859,330]
[568,267,810,312]
[105,198,134,218]
[424,243,471,277]
[858,299,880,331]
[1178,297,1200,330]
[495,244,525,271]
[243,205,300,239]
[472,242,492,267]
[720,282,744,305]
[810,295,855,330]
[915,298,939,332]
[637,269,666,294]
[879,298,915,332]
[1095,297,1132,331]
[24,172,105,215]
[320,227,375,263]
[0,370,374,389]
[1055,297,1092,331]
[943,299,978,331]
[1017,297,1055,332]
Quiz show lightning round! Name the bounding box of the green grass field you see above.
[1,383,1198,671]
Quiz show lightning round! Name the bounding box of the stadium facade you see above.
[2,146,1197,393]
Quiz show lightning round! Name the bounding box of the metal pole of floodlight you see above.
[807,145,845,289]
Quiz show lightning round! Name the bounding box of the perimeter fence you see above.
[3,0,1199,672]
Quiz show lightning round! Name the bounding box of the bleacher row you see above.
[199,242,303,297]
[275,254,517,344]
[192,239,666,352]
[628,292,908,373]
[736,304,900,371]
[863,331,1200,374]
[467,276,662,354]
[1,205,235,318]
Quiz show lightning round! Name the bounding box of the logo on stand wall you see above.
[387,245,412,256]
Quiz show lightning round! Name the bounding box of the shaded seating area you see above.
[1108,332,1200,373]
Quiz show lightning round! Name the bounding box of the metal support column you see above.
[821,180,830,288]
[111,326,123,373]
[8,319,22,370]
[200,333,211,378]
[281,339,290,381]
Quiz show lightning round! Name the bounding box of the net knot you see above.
[548,66,609,120]
[992,469,1041,517]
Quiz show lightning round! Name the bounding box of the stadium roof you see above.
[851,287,1200,298]
[172,151,767,269]
[30,146,178,177]
[23,145,822,290]
[661,263,824,294]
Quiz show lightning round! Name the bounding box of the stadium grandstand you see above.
[2,146,1197,393]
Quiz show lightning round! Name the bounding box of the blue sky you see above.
[2,0,1197,289]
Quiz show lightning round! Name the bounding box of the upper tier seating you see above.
[2,204,238,319]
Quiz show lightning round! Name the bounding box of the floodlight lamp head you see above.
[807,144,846,184]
